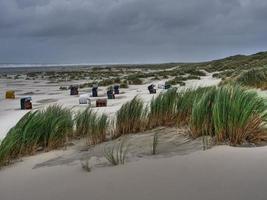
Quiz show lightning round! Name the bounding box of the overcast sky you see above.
[0,0,267,64]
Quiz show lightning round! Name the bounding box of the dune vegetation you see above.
[190,86,267,144]
[0,105,73,166]
[149,88,178,128]
[235,68,267,89]
[115,86,267,145]
[219,67,267,90]
[1,83,267,167]
[115,97,148,137]
[5,51,267,91]
[75,107,109,145]
[0,105,110,167]
[103,137,129,166]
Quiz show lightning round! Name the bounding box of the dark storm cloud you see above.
[0,0,267,63]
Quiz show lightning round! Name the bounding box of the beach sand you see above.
[1,143,267,200]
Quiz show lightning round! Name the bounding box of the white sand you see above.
[0,145,267,200]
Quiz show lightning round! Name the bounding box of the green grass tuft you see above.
[149,88,178,128]
[115,96,147,137]
[190,85,267,145]
[0,105,73,166]
[103,137,129,165]
[75,107,108,145]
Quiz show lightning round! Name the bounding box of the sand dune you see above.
[1,143,267,200]
[0,126,266,200]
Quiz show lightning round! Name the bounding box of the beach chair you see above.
[5,90,15,99]
[20,97,32,110]
[107,89,115,99]
[79,94,91,105]
[148,84,156,94]
[92,84,98,97]
[96,99,107,107]
[114,84,120,94]
[70,85,79,95]
[157,81,165,89]
[165,84,171,89]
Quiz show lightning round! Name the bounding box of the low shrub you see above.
[165,76,186,86]
[235,68,267,89]
[128,77,143,85]
[186,75,201,80]
[120,80,129,88]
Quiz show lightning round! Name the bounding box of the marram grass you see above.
[115,96,148,137]
[175,87,213,125]
[75,107,109,145]
[0,105,73,166]
[2,84,267,167]
[190,87,217,137]
[103,136,129,165]
[0,105,109,166]
[190,85,267,145]
[148,87,213,127]
[113,85,267,145]
[149,88,178,128]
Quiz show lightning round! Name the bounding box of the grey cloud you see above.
[0,0,266,63]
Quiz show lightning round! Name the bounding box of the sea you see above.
[0,63,98,74]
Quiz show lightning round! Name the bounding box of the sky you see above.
[0,0,267,64]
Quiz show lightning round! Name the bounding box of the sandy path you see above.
[0,145,267,200]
